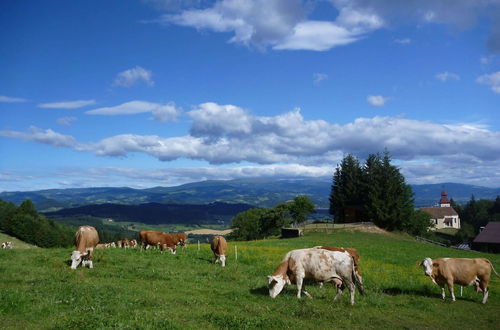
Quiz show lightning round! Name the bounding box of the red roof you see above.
[421,207,458,218]
[473,222,500,244]
[439,190,450,204]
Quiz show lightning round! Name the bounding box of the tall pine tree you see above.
[329,154,363,223]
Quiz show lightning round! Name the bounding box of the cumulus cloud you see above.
[435,72,460,82]
[86,101,181,122]
[0,95,27,103]
[367,95,389,107]
[38,99,96,109]
[2,105,499,186]
[152,0,500,52]
[113,66,154,88]
[477,71,500,94]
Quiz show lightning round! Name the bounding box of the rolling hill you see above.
[1,179,499,212]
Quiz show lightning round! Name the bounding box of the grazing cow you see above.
[95,243,106,249]
[1,241,12,249]
[173,233,188,248]
[314,246,365,295]
[139,230,177,254]
[118,238,130,248]
[418,257,500,304]
[70,226,99,270]
[267,248,364,305]
[129,239,138,248]
[210,236,227,267]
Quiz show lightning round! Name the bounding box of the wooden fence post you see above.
[235,245,238,262]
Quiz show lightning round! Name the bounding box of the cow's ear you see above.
[416,261,422,266]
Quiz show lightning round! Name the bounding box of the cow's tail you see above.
[488,260,500,278]
[351,257,365,295]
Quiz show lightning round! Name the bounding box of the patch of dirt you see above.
[185,229,234,236]
[341,225,391,235]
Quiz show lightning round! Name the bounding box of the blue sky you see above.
[1,0,499,191]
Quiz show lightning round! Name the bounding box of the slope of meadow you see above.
[0,230,499,329]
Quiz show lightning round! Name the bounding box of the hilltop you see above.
[1,179,499,212]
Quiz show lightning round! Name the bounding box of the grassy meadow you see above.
[1,230,499,329]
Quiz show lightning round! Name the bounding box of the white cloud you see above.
[3,109,500,189]
[38,99,96,109]
[3,106,500,174]
[0,95,27,103]
[435,72,460,82]
[113,66,154,88]
[157,0,500,52]
[57,117,78,126]
[313,73,328,85]
[86,101,181,122]
[367,95,389,107]
[477,71,500,94]
[0,126,77,147]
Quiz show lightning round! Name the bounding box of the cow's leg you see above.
[439,285,446,300]
[482,288,489,304]
[296,275,312,299]
[479,280,489,304]
[447,281,456,302]
[333,286,343,302]
[88,259,93,269]
[349,281,355,305]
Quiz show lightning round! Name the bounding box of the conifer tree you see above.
[329,154,363,223]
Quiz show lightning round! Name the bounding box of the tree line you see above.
[229,195,315,240]
[329,151,432,236]
[0,199,134,247]
[0,199,75,247]
[453,196,500,242]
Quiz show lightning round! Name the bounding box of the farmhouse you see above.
[471,222,500,253]
[421,191,461,230]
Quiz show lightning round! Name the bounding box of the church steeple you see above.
[439,190,451,207]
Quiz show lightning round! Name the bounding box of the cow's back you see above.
[287,248,352,283]
[211,236,227,256]
[437,258,491,285]
[75,226,99,251]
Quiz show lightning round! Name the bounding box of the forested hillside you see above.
[44,202,254,225]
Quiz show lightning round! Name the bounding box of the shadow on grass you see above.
[250,286,270,296]
[382,286,478,302]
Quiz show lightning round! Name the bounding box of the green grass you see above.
[0,231,499,329]
[0,232,38,249]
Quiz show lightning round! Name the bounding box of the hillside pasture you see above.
[0,231,499,329]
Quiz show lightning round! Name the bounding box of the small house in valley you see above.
[421,191,461,230]
[472,222,500,253]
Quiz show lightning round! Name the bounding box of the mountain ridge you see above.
[1,179,499,211]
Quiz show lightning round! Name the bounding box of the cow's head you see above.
[267,274,289,298]
[220,255,226,267]
[70,250,88,270]
[418,257,434,277]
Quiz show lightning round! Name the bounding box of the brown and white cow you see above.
[1,241,12,249]
[210,235,227,267]
[70,225,99,270]
[418,257,500,304]
[268,248,364,305]
[139,230,177,254]
[314,246,365,295]
[129,239,138,248]
[173,233,188,248]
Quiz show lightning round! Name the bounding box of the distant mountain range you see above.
[1,179,499,212]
